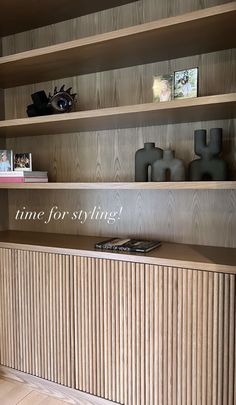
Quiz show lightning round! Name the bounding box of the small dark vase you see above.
[189,128,228,181]
[135,142,163,182]
[152,149,186,181]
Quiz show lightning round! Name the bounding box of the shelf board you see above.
[0,0,137,37]
[0,230,235,273]
[0,94,235,137]
[0,182,235,190]
[0,2,235,88]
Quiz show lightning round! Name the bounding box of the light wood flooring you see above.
[0,377,71,405]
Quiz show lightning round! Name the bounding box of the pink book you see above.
[0,178,48,183]
[0,177,25,183]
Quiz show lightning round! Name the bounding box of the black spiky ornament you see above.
[27,85,77,117]
[48,85,77,113]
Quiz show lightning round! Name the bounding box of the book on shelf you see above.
[0,171,47,177]
[95,238,161,253]
[0,177,48,183]
[0,171,48,183]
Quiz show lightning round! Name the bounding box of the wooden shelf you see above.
[0,230,235,273]
[0,94,235,137]
[0,2,235,88]
[0,0,137,37]
[0,182,235,190]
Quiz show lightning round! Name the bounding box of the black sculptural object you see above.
[48,85,77,113]
[27,91,51,117]
[135,142,163,181]
[152,149,186,181]
[27,85,77,117]
[189,128,228,181]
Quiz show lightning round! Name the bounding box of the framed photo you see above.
[14,153,32,171]
[174,68,199,99]
[153,74,173,102]
[0,150,13,172]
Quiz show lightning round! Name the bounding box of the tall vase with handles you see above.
[189,128,228,181]
[135,142,163,182]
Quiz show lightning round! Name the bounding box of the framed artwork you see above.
[0,150,13,172]
[153,74,173,102]
[174,68,199,99]
[14,153,32,171]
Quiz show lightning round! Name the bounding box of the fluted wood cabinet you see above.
[0,246,235,405]
[0,0,235,403]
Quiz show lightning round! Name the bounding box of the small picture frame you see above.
[14,153,32,171]
[174,68,199,99]
[0,150,13,172]
[153,74,173,102]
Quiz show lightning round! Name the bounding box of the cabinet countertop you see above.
[0,230,235,274]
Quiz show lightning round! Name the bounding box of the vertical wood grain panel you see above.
[177,268,183,405]
[172,268,178,405]
[131,262,136,405]
[114,260,119,402]
[163,267,168,405]
[145,262,150,405]
[207,272,214,405]
[0,250,4,364]
[103,259,109,399]
[149,265,154,405]
[84,256,89,393]
[0,249,236,405]
[228,276,235,405]
[111,260,116,401]
[182,269,188,405]
[202,271,208,405]
[191,269,198,405]
[153,264,159,405]
[95,258,100,396]
[136,263,142,405]
[123,260,128,404]
[187,270,193,405]
[223,274,230,405]
[99,258,105,398]
[140,262,145,405]
[212,272,219,405]
[197,270,203,404]
[119,259,124,404]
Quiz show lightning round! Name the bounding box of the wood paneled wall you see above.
[1,0,236,247]
[0,39,8,231]
[0,190,8,231]
[6,188,236,248]
[0,247,235,405]
[1,0,231,56]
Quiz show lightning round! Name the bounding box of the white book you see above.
[24,178,48,183]
[0,171,48,177]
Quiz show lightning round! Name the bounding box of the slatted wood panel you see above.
[0,248,235,404]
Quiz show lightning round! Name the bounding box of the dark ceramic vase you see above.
[189,128,228,181]
[135,142,163,182]
[152,149,186,181]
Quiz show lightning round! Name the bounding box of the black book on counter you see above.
[95,238,161,253]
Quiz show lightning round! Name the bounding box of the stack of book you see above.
[95,238,161,253]
[0,171,48,183]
